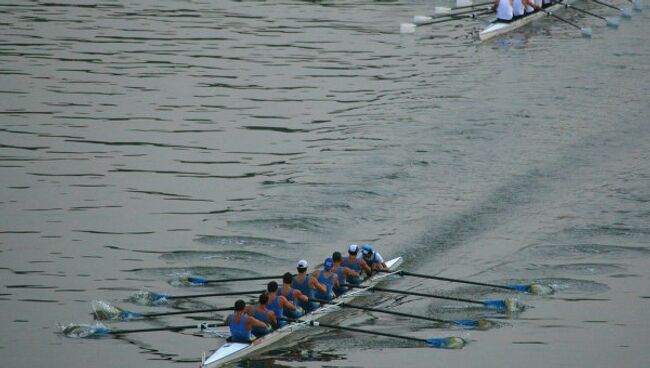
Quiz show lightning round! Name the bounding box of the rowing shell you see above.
[200,256,403,368]
[479,2,567,41]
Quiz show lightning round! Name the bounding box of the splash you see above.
[127,290,168,306]
[58,322,109,338]
[92,300,143,321]
[504,298,527,312]
[529,283,554,295]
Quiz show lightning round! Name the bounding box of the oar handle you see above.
[164,290,265,300]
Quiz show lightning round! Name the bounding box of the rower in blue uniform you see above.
[362,244,388,272]
[344,244,371,285]
[280,272,308,318]
[250,293,276,338]
[291,259,326,313]
[224,299,268,343]
[313,257,339,302]
[266,281,302,326]
[331,251,360,297]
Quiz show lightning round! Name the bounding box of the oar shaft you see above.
[312,298,448,324]
[565,3,606,19]
[398,271,514,291]
[547,12,582,29]
[200,275,283,284]
[453,1,494,10]
[107,324,197,335]
[165,290,265,300]
[351,285,485,305]
[143,307,232,318]
[592,0,621,10]
[315,321,428,343]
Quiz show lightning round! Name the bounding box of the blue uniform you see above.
[333,267,348,296]
[267,295,286,327]
[292,275,319,312]
[252,308,271,337]
[229,314,253,343]
[344,257,363,285]
[314,270,335,301]
[281,287,304,318]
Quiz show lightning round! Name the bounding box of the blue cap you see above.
[324,257,334,271]
[362,244,373,255]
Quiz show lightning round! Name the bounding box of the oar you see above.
[281,318,466,349]
[413,7,492,25]
[545,10,593,37]
[129,289,265,305]
[624,0,644,11]
[436,0,494,13]
[349,285,521,311]
[92,300,233,321]
[60,321,224,338]
[401,10,493,33]
[311,298,491,329]
[179,275,283,285]
[590,0,633,17]
[562,2,621,27]
[390,270,550,294]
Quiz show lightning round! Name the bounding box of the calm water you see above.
[1,1,649,367]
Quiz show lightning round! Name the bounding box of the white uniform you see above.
[513,0,525,16]
[496,0,514,20]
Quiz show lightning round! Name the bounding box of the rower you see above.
[344,244,372,285]
[291,259,326,313]
[280,272,308,318]
[249,293,276,337]
[514,0,540,18]
[331,251,360,297]
[266,281,301,326]
[224,299,268,343]
[494,0,514,21]
[361,244,388,272]
[525,0,542,13]
[312,257,339,302]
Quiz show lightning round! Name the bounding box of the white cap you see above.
[348,244,359,253]
[297,259,308,268]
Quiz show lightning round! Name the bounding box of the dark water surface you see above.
[1,1,649,367]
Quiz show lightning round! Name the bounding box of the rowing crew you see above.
[495,0,555,21]
[225,244,388,343]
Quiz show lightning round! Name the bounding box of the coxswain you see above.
[280,272,308,318]
[331,251,360,297]
[224,299,268,343]
[494,0,514,21]
[344,244,372,285]
[312,257,339,302]
[266,281,301,326]
[248,293,276,337]
[361,244,388,272]
[291,259,326,313]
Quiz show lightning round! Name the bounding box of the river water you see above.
[1,1,649,367]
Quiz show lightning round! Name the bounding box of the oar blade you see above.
[482,299,507,310]
[633,0,644,11]
[581,27,593,38]
[453,319,479,327]
[412,15,433,25]
[605,17,621,27]
[621,7,633,17]
[128,290,170,306]
[58,322,110,338]
[425,336,466,349]
[400,23,417,33]
[452,319,494,330]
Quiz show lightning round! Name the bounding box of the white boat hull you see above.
[201,256,403,368]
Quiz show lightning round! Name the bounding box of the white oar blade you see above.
[400,23,417,34]
[581,27,593,37]
[621,7,633,17]
[434,6,452,15]
[605,17,620,27]
[456,0,473,7]
[412,15,433,25]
